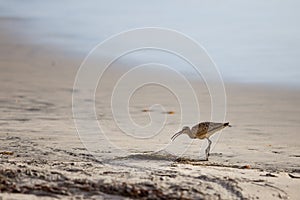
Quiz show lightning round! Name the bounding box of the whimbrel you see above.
[171,122,231,160]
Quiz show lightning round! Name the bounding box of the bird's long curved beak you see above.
[171,131,183,141]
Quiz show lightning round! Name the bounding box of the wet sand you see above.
[1,19,300,200]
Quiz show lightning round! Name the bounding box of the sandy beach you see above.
[1,1,300,199]
[1,31,300,200]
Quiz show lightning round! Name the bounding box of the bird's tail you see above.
[224,122,232,127]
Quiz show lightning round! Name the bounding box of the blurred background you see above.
[1,0,300,86]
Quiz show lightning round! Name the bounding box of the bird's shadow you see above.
[106,151,223,164]
[109,151,177,162]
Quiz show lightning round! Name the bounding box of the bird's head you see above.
[171,126,190,141]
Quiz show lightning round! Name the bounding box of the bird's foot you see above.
[199,157,209,161]
[205,151,210,160]
[202,154,209,161]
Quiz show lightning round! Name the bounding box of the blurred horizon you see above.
[1,0,300,86]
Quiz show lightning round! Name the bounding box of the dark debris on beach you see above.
[0,135,292,200]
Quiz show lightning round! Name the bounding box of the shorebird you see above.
[171,122,231,161]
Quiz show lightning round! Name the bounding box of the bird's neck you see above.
[186,128,196,139]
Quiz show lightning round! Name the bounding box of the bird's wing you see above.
[192,122,227,138]
[191,122,210,136]
[207,122,226,132]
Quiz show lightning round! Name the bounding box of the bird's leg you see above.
[207,138,212,156]
[205,138,212,161]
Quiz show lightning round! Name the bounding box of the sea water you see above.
[1,0,300,87]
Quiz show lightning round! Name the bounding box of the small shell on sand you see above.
[162,111,175,115]
[141,109,152,112]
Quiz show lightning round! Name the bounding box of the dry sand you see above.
[1,23,300,199]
